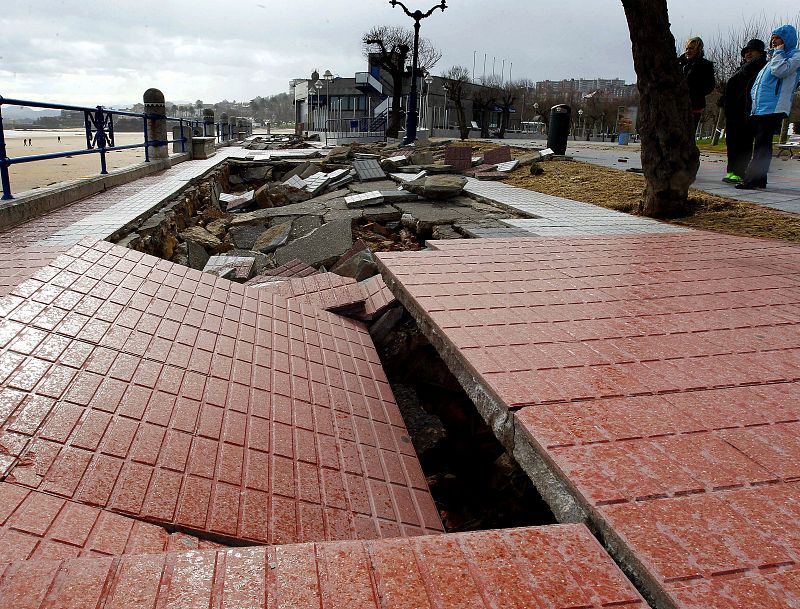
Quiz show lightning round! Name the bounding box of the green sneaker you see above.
[722,173,742,184]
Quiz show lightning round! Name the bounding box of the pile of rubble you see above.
[116,141,539,294]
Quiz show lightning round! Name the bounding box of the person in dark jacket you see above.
[738,24,800,190]
[719,39,767,183]
[678,37,716,132]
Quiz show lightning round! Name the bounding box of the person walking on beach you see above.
[738,24,800,190]
[720,39,767,184]
[678,37,716,133]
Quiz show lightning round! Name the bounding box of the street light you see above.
[424,74,433,135]
[314,80,323,130]
[388,0,447,145]
[323,70,333,132]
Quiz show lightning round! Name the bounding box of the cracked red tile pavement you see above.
[0,238,442,545]
[377,232,800,609]
[0,524,647,609]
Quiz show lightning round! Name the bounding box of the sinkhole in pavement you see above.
[373,310,556,532]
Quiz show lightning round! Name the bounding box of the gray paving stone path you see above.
[477,137,800,214]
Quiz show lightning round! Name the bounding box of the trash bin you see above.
[547,104,571,155]
[618,132,630,145]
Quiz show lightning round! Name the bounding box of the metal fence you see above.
[323,115,386,144]
[0,95,210,200]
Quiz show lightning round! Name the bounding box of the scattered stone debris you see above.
[113,139,541,298]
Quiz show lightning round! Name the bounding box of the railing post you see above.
[203,109,215,138]
[143,88,169,163]
[0,103,13,200]
[229,116,237,143]
[220,113,229,143]
[95,106,108,175]
[142,115,150,162]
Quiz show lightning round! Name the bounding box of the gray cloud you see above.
[1,0,798,107]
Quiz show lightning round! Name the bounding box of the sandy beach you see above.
[2,129,152,195]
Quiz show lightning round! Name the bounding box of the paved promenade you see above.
[481,137,800,214]
[0,147,798,609]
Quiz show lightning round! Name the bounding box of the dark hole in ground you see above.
[375,311,556,532]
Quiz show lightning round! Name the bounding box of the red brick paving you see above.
[0,481,219,561]
[0,239,442,545]
[0,524,647,609]
[250,272,366,315]
[377,233,800,609]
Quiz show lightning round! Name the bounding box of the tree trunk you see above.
[621,0,699,218]
[387,67,405,139]
[498,110,509,138]
[455,101,470,140]
[480,109,490,138]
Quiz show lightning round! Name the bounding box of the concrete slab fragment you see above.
[353,159,386,182]
[204,253,256,280]
[495,160,520,172]
[274,218,353,267]
[303,172,332,195]
[444,146,473,171]
[282,175,307,189]
[345,191,385,209]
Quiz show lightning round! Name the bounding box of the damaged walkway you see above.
[1,142,797,609]
[0,148,651,608]
[377,231,800,609]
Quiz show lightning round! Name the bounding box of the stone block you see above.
[345,191,384,209]
[444,146,473,171]
[192,137,216,160]
[275,219,353,268]
[483,145,512,165]
[179,225,222,250]
[252,222,292,253]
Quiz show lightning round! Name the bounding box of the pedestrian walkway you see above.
[1,147,798,608]
[479,137,800,214]
[0,160,650,608]
[377,231,800,609]
[0,148,250,296]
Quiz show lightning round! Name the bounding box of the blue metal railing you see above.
[0,95,206,200]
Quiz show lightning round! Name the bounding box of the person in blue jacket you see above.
[738,24,800,190]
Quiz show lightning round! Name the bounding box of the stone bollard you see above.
[203,109,215,138]
[143,88,170,162]
[228,116,237,143]
[172,125,192,154]
[220,113,229,143]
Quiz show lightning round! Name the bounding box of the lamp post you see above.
[388,0,447,145]
[323,70,333,132]
[314,80,323,130]
[424,74,433,136]
[578,109,584,140]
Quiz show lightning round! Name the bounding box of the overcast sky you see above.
[1,1,798,108]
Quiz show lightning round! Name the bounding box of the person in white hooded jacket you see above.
[738,24,800,190]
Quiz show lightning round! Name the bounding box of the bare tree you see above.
[441,66,471,140]
[472,76,501,138]
[621,0,699,218]
[496,81,523,139]
[363,26,442,138]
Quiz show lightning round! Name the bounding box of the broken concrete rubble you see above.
[115,140,537,287]
[401,174,468,200]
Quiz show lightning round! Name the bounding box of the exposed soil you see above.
[504,156,800,242]
[375,313,556,532]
